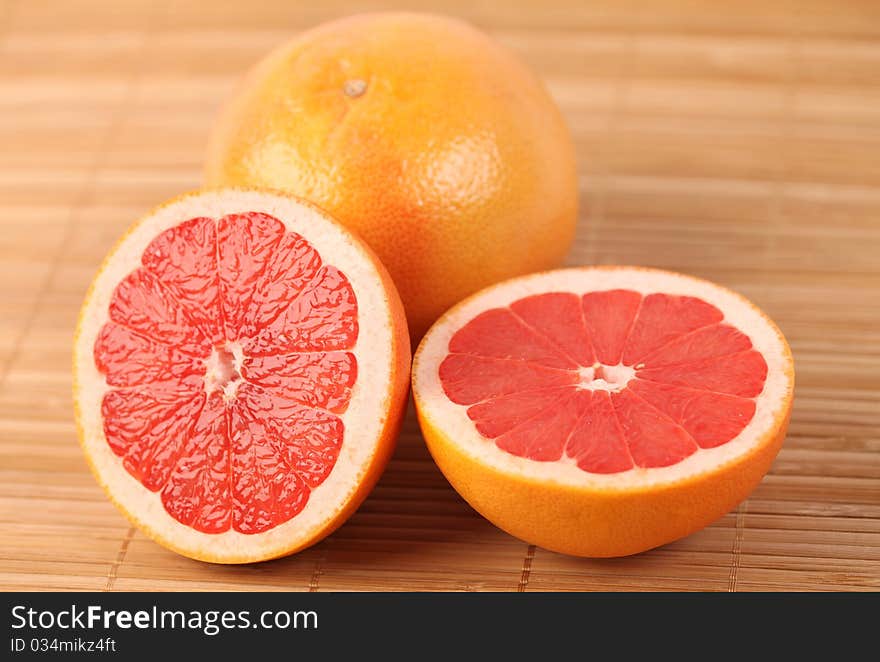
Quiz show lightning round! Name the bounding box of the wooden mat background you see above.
[1,0,878,592]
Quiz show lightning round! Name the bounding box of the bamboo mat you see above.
[1,0,879,592]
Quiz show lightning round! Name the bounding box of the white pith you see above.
[204,342,244,401]
[413,267,794,490]
[74,189,396,561]
[576,363,635,392]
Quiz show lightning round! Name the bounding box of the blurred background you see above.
[1,1,878,591]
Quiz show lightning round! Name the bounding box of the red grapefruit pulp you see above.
[75,190,410,563]
[439,289,765,472]
[413,267,794,557]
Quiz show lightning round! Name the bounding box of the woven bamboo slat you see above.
[1,0,878,591]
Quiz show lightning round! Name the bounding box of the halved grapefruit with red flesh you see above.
[413,267,794,557]
[74,189,410,563]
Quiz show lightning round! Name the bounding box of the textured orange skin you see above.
[204,12,578,340]
[73,188,411,564]
[417,405,790,558]
[412,266,795,558]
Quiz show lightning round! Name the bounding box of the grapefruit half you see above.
[73,189,410,563]
[413,267,794,557]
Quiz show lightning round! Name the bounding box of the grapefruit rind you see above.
[416,403,790,557]
[412,267,794,557]
[74,188,410,563]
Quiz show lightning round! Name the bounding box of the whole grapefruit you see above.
[205,12,578,339]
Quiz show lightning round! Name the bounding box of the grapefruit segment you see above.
[74,189,410,563]
[94,323,204,387]
[448,308,576,369]
[466,386,577,438]
[565,391,634,474]
[246,265,358,356]
[636,349,768,398]
[228,391,314,533]
[439,354,578,404]
[494,390,582,462]
[610,388,698,468]
[241,231,322,340]
[162,391,230,534]
[240,390,344,489]
[241,352,356,413]
[621,293,723,365]
[627,380,756,449]
[217,211,286,341]
[102,387,205,491]
[413,266,794,557]
[581,289,642,365]
[636,322,752,369]
[141,215,223,345]
[109,269,211,356]
[510,293,595,366]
